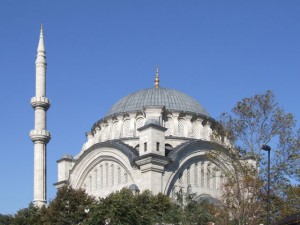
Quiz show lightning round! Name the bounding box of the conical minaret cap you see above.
[37,24,45,52]
[36,24,46,65]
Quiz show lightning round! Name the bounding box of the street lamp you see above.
[261,144,271,225]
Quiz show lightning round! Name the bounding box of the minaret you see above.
[30,25,51,207]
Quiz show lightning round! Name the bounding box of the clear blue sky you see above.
[0,0,299,214]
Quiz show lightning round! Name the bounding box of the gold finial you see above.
[154,65,160,88]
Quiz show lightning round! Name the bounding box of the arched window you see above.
[187,166,191,185]
[117,167,121,184]
[136,117,144,134]
[112,122,119,139]
[172,187,176,200]
[124,173,128,183]
[201,163,204,187]
[111,164,114,187]
[165,144,173,156]
[156,142,160,151]
[207,163,211,188]
[102,124,108,141]
[94,169,98,190]
[123,119,131,137]
[192,121,198,138]
[219,173,224,190]
[178,118,185,137]
[178,172,183,183]
[105,163,108,187]
[165,117,173,136]
[194,163,199,186]
[100,165,103,188]
[212,168,217,190]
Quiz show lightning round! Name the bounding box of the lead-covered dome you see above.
[106,87,209,117]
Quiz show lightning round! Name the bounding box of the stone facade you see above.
[54,78,237,202]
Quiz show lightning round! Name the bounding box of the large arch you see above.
[69,141,139,197]
[164,140,235,199]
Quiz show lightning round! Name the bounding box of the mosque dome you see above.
[106,87,209,117]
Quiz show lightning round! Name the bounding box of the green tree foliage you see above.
[213,90,300,223]
[218,90,299,182]
[42,185,95,225]
[9,187,215,225]
[171,187,215,225]
[274,184,300,219]
[12,203,45,225]
[86,188,214,225]
[86,189,176,225]
[0,213,14,225]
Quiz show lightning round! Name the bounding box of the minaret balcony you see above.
[30,129,51,143]
[31,97,50,109]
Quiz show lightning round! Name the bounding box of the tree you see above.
[12,203,45,225]
[0,213,14,225]
[42,185,95,225]
[274,184,300,219]
[86,189,177,225]
[172,187,215,225]
[212,90,300,223]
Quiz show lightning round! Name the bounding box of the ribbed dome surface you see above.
[106,87,209,117]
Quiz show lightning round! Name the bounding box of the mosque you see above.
[30,27,247,207]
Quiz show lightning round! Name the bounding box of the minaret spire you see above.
[37,24,45,53]
[30,25,51,207]
[154,65,160,88]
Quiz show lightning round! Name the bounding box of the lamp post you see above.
[261,144,271,225]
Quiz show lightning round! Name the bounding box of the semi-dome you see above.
[106,87,209,117]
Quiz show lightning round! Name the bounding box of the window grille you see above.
[201,163,204,187]
[111,164,114,186]
[212,168,217,190]
[187,166,191,184]
[207,163,211,188]
[124,173,128,183]
[178,118,185,136]
[117,167,121,184]
[100,165,103,188]
[94,169,98,190]
[113,122,119,139]
[136,118,144,133]
[123,119,130,137]
[165,118,172,136]
[179,172,183,183]
[192,121,198,137]
[194,163,198,186]
[105,163,108,188]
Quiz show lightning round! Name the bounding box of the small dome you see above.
[128,184,140,192]
[61,154,74,160]
[106,87,209,117]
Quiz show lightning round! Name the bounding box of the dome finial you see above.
[154,65,160,88]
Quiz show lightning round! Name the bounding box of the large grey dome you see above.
[106,87,209,117]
